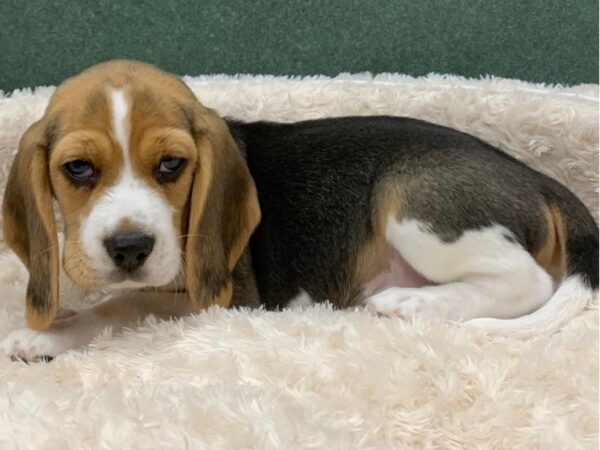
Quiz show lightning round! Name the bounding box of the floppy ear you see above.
[3,119,59,330]
[185,106,261,309]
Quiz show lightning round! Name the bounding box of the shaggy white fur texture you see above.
[0,74,598,449]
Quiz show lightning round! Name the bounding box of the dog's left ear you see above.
[185,104,261,308]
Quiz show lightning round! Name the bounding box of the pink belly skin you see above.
[362,250,432,297]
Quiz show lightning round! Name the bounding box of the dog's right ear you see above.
[2,118,60,330]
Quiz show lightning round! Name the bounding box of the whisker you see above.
[63,251,85,267]
[30,243,59,258]
[176,233,211,240]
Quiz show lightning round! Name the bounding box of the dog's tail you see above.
[468,189,598,338]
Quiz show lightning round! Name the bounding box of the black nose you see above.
[103,232,155,272]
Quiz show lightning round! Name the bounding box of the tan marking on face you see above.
[62,245,102,290]
[132,126,197,240]
[46,84,120,288]
[43,62,201,289]
[49,129,125,289]
[535,206,567,281]
[115,218,142,232]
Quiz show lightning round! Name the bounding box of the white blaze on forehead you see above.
[78,87,182,289]
[110,89,131,167]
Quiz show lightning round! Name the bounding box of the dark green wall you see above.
[1,0,598,91]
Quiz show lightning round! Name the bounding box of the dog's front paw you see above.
[0,328,73,362]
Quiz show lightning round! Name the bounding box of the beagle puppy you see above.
[1,61,597,361]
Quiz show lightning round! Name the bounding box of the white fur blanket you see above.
[0,74,598,449]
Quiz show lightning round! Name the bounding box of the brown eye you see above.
[157,157,186,183]
[63,159,96,185]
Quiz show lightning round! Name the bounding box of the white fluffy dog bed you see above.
[0,74,597,449]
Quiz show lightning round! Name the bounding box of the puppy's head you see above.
[3,60,260,329]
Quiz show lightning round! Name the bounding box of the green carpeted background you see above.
[1,0,598,92]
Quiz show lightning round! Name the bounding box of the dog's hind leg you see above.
[365,218,555,322]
